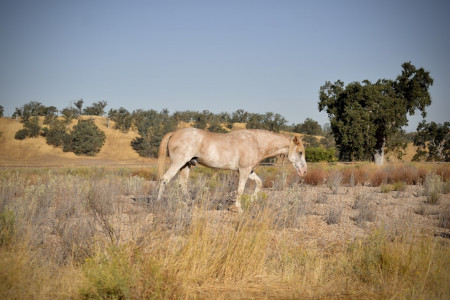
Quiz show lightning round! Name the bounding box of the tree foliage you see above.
[305,147,337,162]
[63,119,106,156]
[12,101,57,123]
[15,116,42,139]
[231,109,249,123]
[384,130,409,161]
[413,121,449,162]
[173,110,197,123]
[319,62,433,163]
[246,112,287,132]
[131,109,177,158]
[45,120,68,147]
[14,129,29,140]
[24,116,42,137]
[108,107,132,133]
[83,101,107,116]
[43,106,58,125]
[292,118,323,135]
[61,106,79,123]
[192,110,212,130]
[74,99,84,115]
[302,135,320,148]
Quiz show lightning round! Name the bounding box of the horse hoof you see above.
[228,205,243,214]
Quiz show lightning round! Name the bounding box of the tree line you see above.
[5,61,449,162]
[8,100,334,158]
[10,101,106,156]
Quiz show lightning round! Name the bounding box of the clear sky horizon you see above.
[1,0,449,131]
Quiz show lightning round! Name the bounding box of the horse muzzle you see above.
[295,167,307,177]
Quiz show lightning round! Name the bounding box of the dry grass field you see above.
[1,117,449,299]
[0,164,449,299]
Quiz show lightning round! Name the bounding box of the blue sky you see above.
[1,0,449,131]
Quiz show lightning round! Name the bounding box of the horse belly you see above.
[197,146,239,170]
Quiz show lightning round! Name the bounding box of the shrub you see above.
[314,192,328,204]
[389,165,417,185]
[424,172,442,204]
[14,116,45,140]
[370,169,386,187]
[305,147,337,162]
[352,194,376,226]
[326,171,343,194]
[392,181,406,192]
[325,208,342,225]
[349,170,356,187]
[342,165,370,186]
[380,182,406,193]
[435,165,450,181]
[24,116,42,137]
[108,107,132,133]
[63,119,106,156]
[443,181,450,194]
[14,128,29,140]
[303,167,326,185]
[45,120,67,147]
[439,203,450,229]
[380,183,392,193]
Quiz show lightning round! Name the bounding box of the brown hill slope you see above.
[0,117,148,167]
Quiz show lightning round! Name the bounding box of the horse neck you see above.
[257,132,291,159]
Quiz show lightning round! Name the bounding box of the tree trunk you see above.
[374,142,385,165]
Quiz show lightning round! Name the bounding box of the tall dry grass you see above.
[0,164,449,299]
[302,162,446,187]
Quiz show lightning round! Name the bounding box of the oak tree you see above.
[319,62,433,164]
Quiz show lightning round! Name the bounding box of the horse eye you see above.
[299,151,303,156]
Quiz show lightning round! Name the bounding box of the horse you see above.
[156,127,307,213]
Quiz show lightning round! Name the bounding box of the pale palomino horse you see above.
[157,128,307,213]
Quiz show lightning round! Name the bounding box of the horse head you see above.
[288,136,307,176]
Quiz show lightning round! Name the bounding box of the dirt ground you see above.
[111,183,450,252]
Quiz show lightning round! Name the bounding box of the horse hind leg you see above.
[157,162,186,200]
[248,171,262,201]
[178,165,191,196]
[230,167,252,213]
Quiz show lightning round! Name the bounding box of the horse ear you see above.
[292,136,301,145]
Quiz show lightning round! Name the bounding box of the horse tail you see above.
[157,131,175,180]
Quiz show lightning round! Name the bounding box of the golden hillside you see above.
[0,117,148,167]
